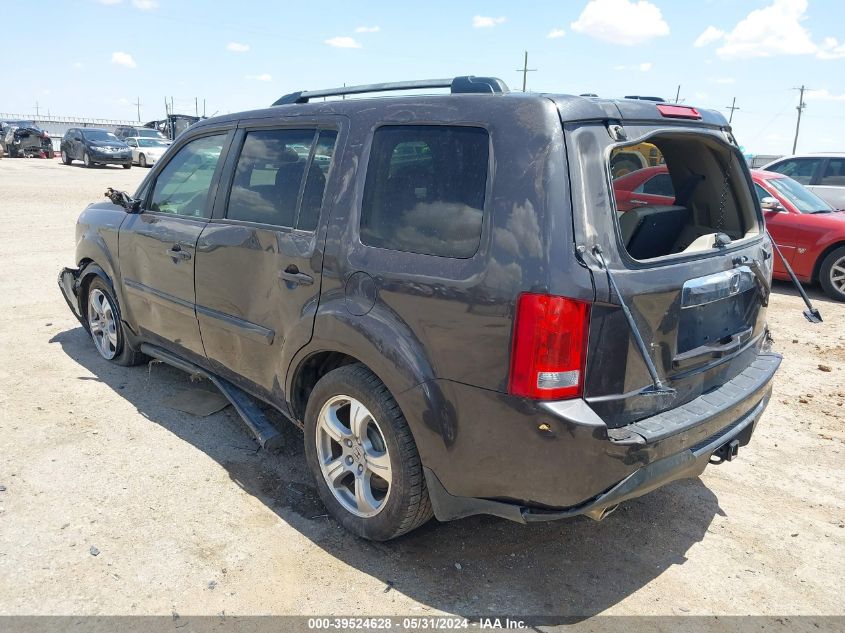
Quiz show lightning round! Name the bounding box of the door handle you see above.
[630,199,649,206]
[166,245,192,262]
[278,265,313,286]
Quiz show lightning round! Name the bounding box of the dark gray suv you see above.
[59,76,782,540]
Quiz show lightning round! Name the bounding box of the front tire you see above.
[83,152,93,168]
[304,364,433,540]
[84,277,145,366]
[819,246,845,302]
[123,163,131,169]
[61,150,72,165]
[139,154,147,168]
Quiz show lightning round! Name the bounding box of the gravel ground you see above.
[0,158,843,620]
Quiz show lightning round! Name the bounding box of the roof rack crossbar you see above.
[273,76,508,106]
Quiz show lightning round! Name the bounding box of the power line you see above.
[792,85,809,154]
[515,51,537,92]
[726,97,740,124]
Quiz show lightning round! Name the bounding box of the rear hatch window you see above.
[610,133,760,261]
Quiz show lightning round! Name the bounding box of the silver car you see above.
[762,153,845,209]
[125,136,171,168]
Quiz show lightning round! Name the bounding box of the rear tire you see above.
[123,163,131,169]
[819,246,845,302]
[304,364,433,540]
[84,277,146,366]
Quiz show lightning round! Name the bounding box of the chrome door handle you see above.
[278,266,313,286]
[630,199,649,206]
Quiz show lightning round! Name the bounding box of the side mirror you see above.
[760,196,785,212]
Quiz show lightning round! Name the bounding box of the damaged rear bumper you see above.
[422,351,781,524]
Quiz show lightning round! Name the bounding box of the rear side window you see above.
[227,128,336,230]
[767,158,822,184]
[609,134,760,261]
[360,125,489,258]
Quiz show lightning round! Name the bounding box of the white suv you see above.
[763,153,845,209]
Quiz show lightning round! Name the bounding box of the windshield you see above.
[83,130,119,142]
[10,120,38,129]
[138,138,169,148]
[768,176,833,213]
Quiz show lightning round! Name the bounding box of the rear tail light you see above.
[508,293,591,400]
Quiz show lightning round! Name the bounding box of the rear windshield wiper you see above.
[592,245,676,397]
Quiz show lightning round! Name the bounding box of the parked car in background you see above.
[762,153,845,210]
[125,136,170,167]
[1,120,54,158]
[59,77,781,540]
[114,125,167,141]
[60,128,132,168]
[613,165,845,301]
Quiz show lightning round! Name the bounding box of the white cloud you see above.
[694,25,724,47]
[226,42,250,53]
[111,51,137,68]
[818,37,845,59]
[324,36,362,49]
[696,0,844,60]
[570,0,669,45]
[714,77,735,84]
[246,73,272,82]
[613,62,652,72]
[97,0,122,5]
[131,0,158,8]
[472,15,506,28]
[355,26,380,33]
[547,28,565,39]
[805,88,845,102]
[72,61,83,69]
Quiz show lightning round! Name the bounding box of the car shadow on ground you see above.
[771,278,834,303]
[51,326,723,620]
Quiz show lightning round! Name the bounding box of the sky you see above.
[2,0,843,155]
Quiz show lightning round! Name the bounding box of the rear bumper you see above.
[410,352,781,523]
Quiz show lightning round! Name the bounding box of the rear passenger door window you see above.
[820,158,845,187]
[226,128,337,230]
[360,125,489,258]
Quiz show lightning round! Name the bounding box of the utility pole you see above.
[133,97,142,122]
[792,85,808,155]
[726,97,740,124]
[203,99,206,117]
[195,97,198,117]
[164,97,170,116]
[515,51,537,92]
[34,101,40,117]
[674,85,681,103]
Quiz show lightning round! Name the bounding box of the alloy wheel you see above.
[831,255,845,294]
[87,288,118,360]
[315,395,392,517]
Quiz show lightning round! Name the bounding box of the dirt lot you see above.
[0,158,843,620]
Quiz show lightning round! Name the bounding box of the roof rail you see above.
[624,95,666,102]
[272,75,509,106]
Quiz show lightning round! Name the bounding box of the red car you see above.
[613,166,845,301]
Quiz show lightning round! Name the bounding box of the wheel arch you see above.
[811,240,845,283]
